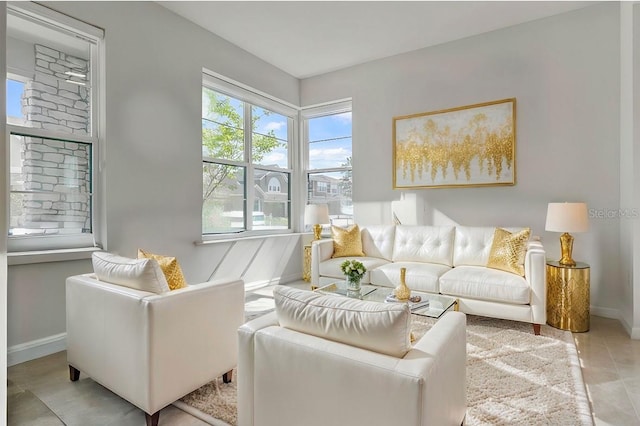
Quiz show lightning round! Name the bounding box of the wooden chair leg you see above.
[146,411,159,426]
[533,323,541,335]
[69,365,80,382]
[223,369,233,383]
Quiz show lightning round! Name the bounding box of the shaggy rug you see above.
[174,314,593,426]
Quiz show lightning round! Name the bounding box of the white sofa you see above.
[238,285,467,426]
[66,272,245,426]
[312,225,546,334]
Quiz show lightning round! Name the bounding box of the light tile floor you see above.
[7,282,640,425]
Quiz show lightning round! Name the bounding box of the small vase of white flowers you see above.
[341,259,366,292]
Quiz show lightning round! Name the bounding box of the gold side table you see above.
[546,260,590,332]
[303,244,311,283]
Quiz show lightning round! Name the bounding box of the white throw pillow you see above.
[92,252,170,294]
[273,285,411,358]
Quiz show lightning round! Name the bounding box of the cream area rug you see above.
[174,315,594,426]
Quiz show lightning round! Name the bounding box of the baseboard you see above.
[590,305,619,320]
[618,314,640,339]
[7,332,66,367]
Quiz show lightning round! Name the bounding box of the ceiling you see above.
[158,1,597,79]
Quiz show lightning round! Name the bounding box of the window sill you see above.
[7,247,102,266]
[196,232,304,245]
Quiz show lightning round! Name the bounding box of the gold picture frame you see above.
[393,98,516,189]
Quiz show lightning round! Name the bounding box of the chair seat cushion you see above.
[439,266,530,304]
[273,285,411,358]
[370,262,451,293]
[319,257,390,283]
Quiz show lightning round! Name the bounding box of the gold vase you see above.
[394,267,411,301]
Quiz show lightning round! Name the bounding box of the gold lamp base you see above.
[558,232,576,266]
[313,224,323,240]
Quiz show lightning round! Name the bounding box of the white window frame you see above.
[6,2,104,252]
[202,70,298,239]
[302,99,353,231]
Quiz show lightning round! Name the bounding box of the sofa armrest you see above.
[525,240,546,324]
[238,311,279,426]
[402,311,467,426]
[310,239,334,285]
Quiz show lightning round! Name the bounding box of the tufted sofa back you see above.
[452,226,496,266]
[358,225,528,268]
[392,225,456,266]
[361,225,396,260]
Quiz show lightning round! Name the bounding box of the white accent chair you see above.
[66,272,245,426]
[238,286,467,426]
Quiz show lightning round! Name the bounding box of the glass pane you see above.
[253,169,290,230]
[202,88,245,160]
[307,171,353,228]
[9,134,92,236]
[202,163,246,233]
[6,79,25,123]
[251,106,288,168]
[308,112,352,169]
[7,12,93,135]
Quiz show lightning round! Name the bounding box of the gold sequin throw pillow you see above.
[331,225,365,258]
[137,249,188,290]
[486,228,531,276]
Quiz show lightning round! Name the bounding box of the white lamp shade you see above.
[304,204,330,225]
[545,202,589,233]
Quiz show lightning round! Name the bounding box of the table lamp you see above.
[304,203,330,240]
[545,202,589,266]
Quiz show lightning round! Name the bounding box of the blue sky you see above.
[202,88,352,170]
[6,79,24,118]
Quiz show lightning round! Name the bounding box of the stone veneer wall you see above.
[15,44,91,234]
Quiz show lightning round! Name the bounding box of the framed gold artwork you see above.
[393,98,516,189]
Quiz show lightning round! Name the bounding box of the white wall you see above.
[1,1,9,416]
[301,3,622,316]
[5,1,303,360]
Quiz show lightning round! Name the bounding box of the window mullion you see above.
[244,102,253,231]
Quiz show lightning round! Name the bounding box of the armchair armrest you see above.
[310,239,334,285]
[525,240,546,324]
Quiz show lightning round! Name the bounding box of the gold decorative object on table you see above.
[545,202,589,267]
[394,267,411,301]
[546,260,590,332]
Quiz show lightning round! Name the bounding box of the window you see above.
[303,101,353,229]
[202,73,296,235]
[6,3,103,251]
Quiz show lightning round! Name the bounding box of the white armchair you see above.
[66,272,245,426]
[238,286,467,426]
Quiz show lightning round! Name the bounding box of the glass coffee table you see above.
[314,278,457,319]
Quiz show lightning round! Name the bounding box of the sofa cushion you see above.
[361,225,395,260]
[273,285,411,358]
[137,249,187,291]
[370,262,451,293]
[392,225,455,266]
[487,228,531,276]
[319,257,390,284]
[92,252,170,294]
[453,226,496,267]
[439,266,530,304]
[331,225,365,258]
